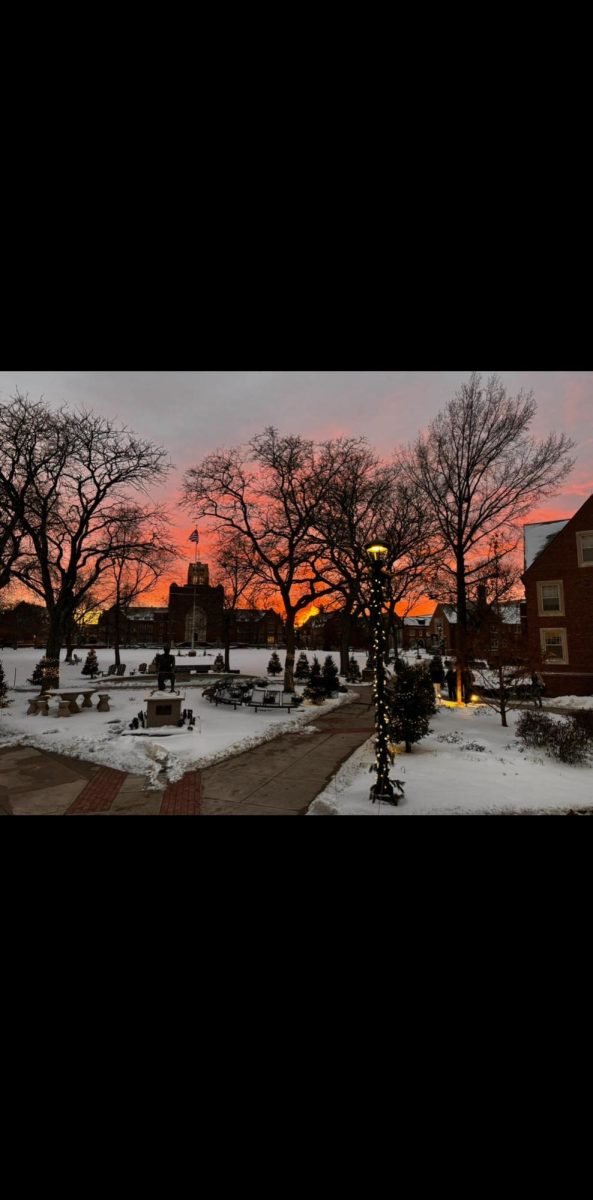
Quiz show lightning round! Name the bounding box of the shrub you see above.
[0,657,7,704]
[548,721,591,765]
[516,710,592,765]
[346,654,361,682]
[213,653,224,671]
[569,710,593,740]
[267,651,282,676]
[516,711,555,748]
[386,662,437,753]
[322,655,340,697]
[295,652,311,681]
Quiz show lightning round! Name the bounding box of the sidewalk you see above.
[0,687,375,816]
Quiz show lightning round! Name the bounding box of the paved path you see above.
[0,688,375,816]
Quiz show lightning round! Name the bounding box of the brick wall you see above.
[523,495,593,697]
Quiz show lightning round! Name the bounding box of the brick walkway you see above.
[160,771,202,815]
[66,767,127,814]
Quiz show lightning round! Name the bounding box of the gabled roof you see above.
[524,520,569,571]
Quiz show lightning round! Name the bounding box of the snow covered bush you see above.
[516,710,591,765]
[515,711,554,749]
[213,653,225,671]
[570,710,593,741]
[548,721,591,765]
[267,651,282,676]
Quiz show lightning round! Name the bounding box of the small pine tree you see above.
[81,648,98,676]
[309,655,322,686]
[29,657,47,687]
[295,652,311,681]
[386,662,437,753]
[322,655,340,697]
[346,654,361,682]
[0,657,7,705]
[267,651,282,676]
[213,653,225,671]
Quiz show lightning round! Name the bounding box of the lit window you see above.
[540,628,568,664]
[577,531,593,567]
[537,581,564,616]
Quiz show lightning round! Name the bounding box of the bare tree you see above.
[99,505,178,666]
[211,532,264,671]
[468,541,529,727]
[183,428,364,691]
[0,392,57,591]
[315,450,437,673]
[3,395,170,686]
[402,373,575,703]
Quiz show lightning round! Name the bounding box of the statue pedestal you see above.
[145,690,186,729]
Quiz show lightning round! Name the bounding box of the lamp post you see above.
[366,540,397,806]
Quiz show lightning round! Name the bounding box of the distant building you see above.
[168,561,224,645]
[97,605,168,645]
[522,496,593,696]
[229,608,285,646]
[0,601,48,647]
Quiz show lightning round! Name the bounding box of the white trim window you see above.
[537,580,565,616]
[540,628,569,665]
[576,530,593,567]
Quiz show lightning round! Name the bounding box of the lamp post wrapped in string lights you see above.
[366,540,398,806]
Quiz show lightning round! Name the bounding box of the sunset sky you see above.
[2,371,591,611]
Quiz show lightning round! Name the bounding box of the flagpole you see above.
[190,529,199,651]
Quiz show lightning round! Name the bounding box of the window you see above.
[577,530,593,567]
[540,628,568,665]
[537,580,564,616]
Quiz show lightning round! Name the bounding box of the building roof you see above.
[523,520,569,571]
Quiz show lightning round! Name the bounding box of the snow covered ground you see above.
[3,645,592,807]
[0,646,361,786]
[308,701,593,816]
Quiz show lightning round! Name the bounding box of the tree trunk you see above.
[64,621,75,663]
[284,612,296,692]
[456,553,467,704]
[405,740,412,753]
[339,611,352,676]
[224,612,231,672]
[113,607,121,667]
[45,611,65,689]
[499,662,507,727]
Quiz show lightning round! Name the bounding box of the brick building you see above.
[230,608,285,646]
[168,561,224,645]
[0,601,48,647]
[522,496,593,696]
[97,605,169,645]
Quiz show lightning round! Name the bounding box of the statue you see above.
[156,644,177,693]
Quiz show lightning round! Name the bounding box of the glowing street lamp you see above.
[365,539,397,806]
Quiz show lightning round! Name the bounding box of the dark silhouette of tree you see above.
[99,505,178,666]
[183,427,363,691]
[2,393,170,687]
[211,532,264,672]
[403,373,574,703]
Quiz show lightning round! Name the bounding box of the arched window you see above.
[185,606,207,643]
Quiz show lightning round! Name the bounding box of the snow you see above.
[0,646,360,786]
[308,701,593,815]
[524,520,568,571]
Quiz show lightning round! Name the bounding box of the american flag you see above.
[188,529,200,544]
